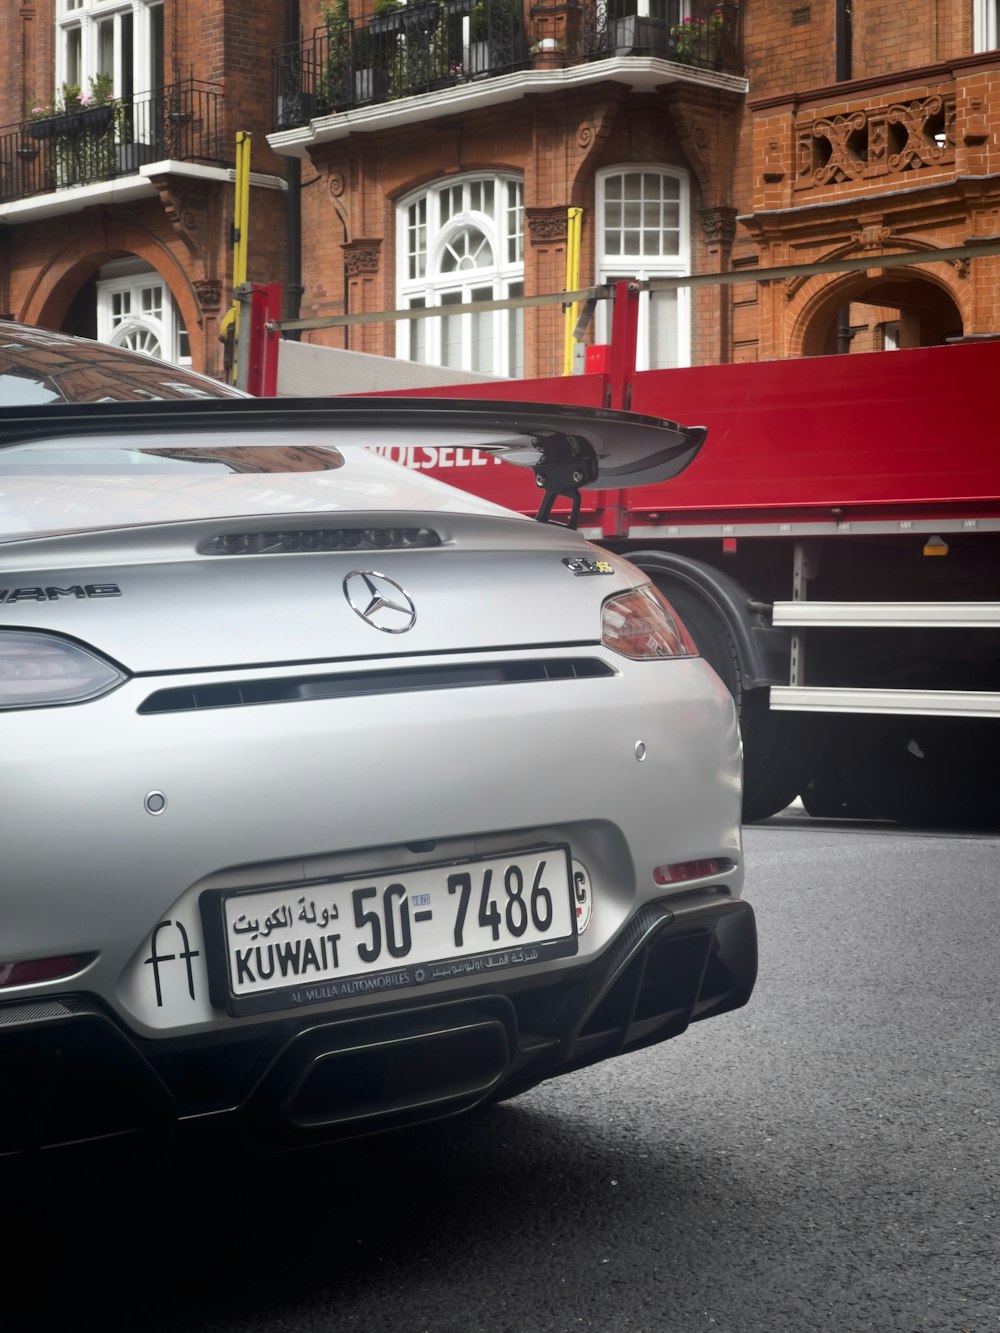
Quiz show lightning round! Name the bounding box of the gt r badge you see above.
[344,570,416,633]
[562,557,614,576]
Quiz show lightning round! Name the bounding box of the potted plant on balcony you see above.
[367,0,405,35]
[467,1,491,72]
[400,0,440,33]
[319,0,351,111]
[28,76,116,185]
[352,0,396,101]
[28,76,115,140]
[668,6,728,64]
[612,9,670,54]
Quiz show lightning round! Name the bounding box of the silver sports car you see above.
[0,326,754,1156]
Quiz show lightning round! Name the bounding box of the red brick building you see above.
[2,0,998,380]
[0,1,288,378]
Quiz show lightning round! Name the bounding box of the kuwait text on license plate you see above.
[205,844,576,1016]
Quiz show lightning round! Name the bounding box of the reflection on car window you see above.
[0,371,63,406]
[0,326,240,404]
[0,444,346,474]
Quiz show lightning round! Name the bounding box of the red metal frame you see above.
[246,283,282,398]
[281,272,998,529]
[359,337,1000,529]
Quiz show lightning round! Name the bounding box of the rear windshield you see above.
[0,432,356,542]
[0,326,240,405]
[0,442,345,474]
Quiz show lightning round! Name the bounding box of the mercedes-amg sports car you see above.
[0,326,755,1157]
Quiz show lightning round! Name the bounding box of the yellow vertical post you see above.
[220,131,252,384]
[563,207,583,376]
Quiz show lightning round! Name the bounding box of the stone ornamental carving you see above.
[526,206,568,243]
[886,97,952,172]
[342,239,381,275]
[805,112,868,186]
[193,278,223,311]
[149,179,206,256]
[852,224,893,251]
[572,103,617,158]
[795,94,955,192]
[699,206,738,247]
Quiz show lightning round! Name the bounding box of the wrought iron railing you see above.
[273,0,528,127]
[273,0,741,129]
[0,80,226,204]
[582,0,741,71]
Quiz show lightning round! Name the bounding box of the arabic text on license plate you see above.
[219,845,575,1003]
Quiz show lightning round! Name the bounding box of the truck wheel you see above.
[838,715,1000,829]
[656,582,807,823]
[800,737,876,820]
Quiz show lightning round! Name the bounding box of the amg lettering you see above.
[0,582,122,603]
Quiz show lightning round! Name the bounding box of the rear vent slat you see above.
[138,659,614,715]
[198,527,440,555]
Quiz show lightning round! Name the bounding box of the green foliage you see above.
[469,1,488,40]
[30,73,115,119]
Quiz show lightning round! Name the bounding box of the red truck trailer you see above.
[353,285,1000,829]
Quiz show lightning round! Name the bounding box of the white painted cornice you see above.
[267,58,748,158]
[0,163,285,226]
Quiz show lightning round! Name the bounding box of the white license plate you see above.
[216,845,576,1010]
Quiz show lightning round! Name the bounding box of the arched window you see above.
[397,174,524,376]
[96,258,190,365]
[596,165,691,370]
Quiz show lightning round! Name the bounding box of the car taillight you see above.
[0,631,125,710]
[653,858,734,885]
[0,954,94,988]
[601,585,697,659]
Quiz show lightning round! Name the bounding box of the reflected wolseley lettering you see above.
[370,445,504,470]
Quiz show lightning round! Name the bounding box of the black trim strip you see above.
[138,657,615,714]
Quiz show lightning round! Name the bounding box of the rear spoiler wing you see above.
[0,398,706,528]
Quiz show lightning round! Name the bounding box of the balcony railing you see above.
[274,0,528,127]
[583,0,742,71]
[0,80,226,204]
[273,0,741,129]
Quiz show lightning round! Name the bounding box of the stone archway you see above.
[791,268,965,358]
[18,221,214,370]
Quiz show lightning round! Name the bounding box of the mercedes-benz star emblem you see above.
[343,571,416,633]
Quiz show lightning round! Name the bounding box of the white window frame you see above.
[596,164,691,371]
[974,0,999,50]
[56,0,163,100]
[396,173,524,377]
[96,259,190,366]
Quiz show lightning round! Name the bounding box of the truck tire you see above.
[654,581,807,823]
[800,735,877,820]
[837,714,1000,829]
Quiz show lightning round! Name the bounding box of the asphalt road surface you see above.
[13,818,999,1333]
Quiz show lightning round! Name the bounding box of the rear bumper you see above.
[0,891,755,1156]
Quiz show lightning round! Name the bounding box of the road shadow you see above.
[10,1094,760,1332]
